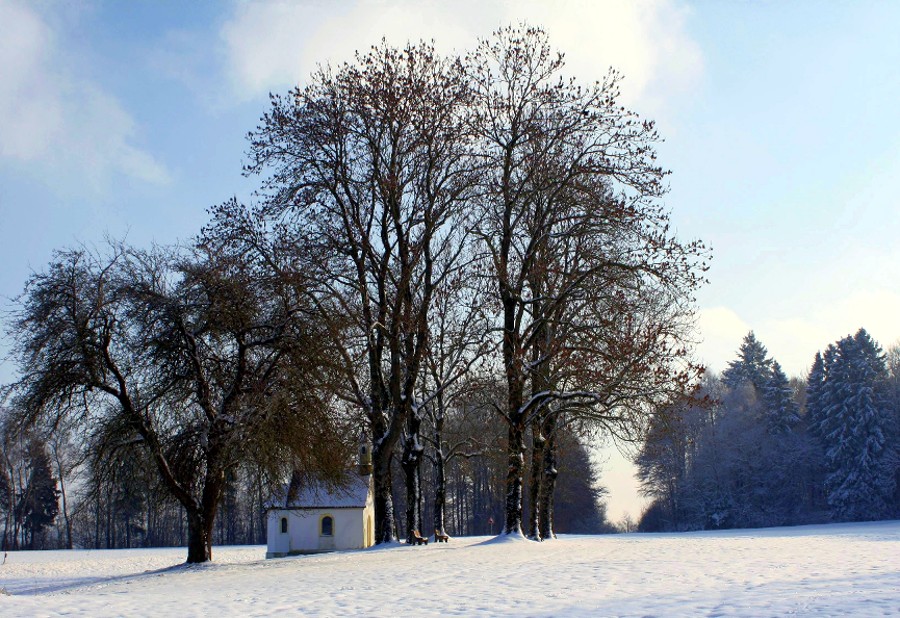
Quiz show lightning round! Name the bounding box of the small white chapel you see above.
[265,442,375,558]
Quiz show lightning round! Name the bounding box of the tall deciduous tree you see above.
[468,26,707,536]
[245,42,477,544]
[419,269,492,539]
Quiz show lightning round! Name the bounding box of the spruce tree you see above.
[722,331,772,393]
[819,329,894,520]
[20,440,60,549]
[762,361,799,433]
[805,350,828,436]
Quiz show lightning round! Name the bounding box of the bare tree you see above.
[0,419,31,550]
[467,26,708,537]
[6,240,346,562]
[46,420,82,549]
[414,252,493,539]
[245,42,478,543]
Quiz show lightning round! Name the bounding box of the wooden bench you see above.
[411,529,429,545]
[434,529,449,543]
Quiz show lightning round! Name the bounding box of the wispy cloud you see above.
[0,0,170,192]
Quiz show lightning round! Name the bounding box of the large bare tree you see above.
[467,26,708,537]
[246,42,478,543]
[6,240,346,562]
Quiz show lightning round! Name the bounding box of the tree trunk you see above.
[52,447,73,550]
[401,447,422,542]
[416,462,424,534]
[145,494,153,548]
[257,477,266,544]
[1,509,9,551]
[105,484,112,549]
[401,409,425,542]
[94,491,101,549]
[186,511,212,563]
[185,456,225,563]
[125,512,132,548]
[372,440,398,544]
[504,418,526,535]
[538,419,558,540]
[454,462,463,534]
[527,419,546,539]
[432,439,447,537]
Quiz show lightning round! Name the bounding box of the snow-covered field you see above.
[1,521,898,617]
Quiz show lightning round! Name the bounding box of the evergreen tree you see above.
[805,350,828,435]
[819,329,894,520]
[722,332,772,393]
[19,440,60,549]
[762,361,800,433]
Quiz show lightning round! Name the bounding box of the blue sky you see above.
[2,0,900,520]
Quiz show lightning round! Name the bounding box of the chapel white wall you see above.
[267,507,373,556]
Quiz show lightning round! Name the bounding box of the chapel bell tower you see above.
[358,432,373,475]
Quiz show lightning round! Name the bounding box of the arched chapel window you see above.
[321,515,334,537]
[280,517,288,534]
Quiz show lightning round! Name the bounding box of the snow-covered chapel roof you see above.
[266,474,371,510]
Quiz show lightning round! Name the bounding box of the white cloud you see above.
[698,290,900,379]
[503,0,702,111]
[759,290,900,377]
[221,0,496,99]
[220,0,702,113]
[0,0,62,161]
[0,0,170,190]
[696,306,751,374]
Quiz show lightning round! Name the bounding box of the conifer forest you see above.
[637,330,900,531]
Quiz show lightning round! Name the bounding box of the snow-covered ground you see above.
[1,521,898,617]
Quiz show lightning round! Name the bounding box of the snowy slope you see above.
[1,521,898,617]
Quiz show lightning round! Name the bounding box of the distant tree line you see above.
[0,422,274,551]
[637,330,900,531]
[0,430,59,550]
[0,397,611,552]
[390,393,614,538]
[1,26,704,561]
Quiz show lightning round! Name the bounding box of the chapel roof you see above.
[267,474,371,510]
